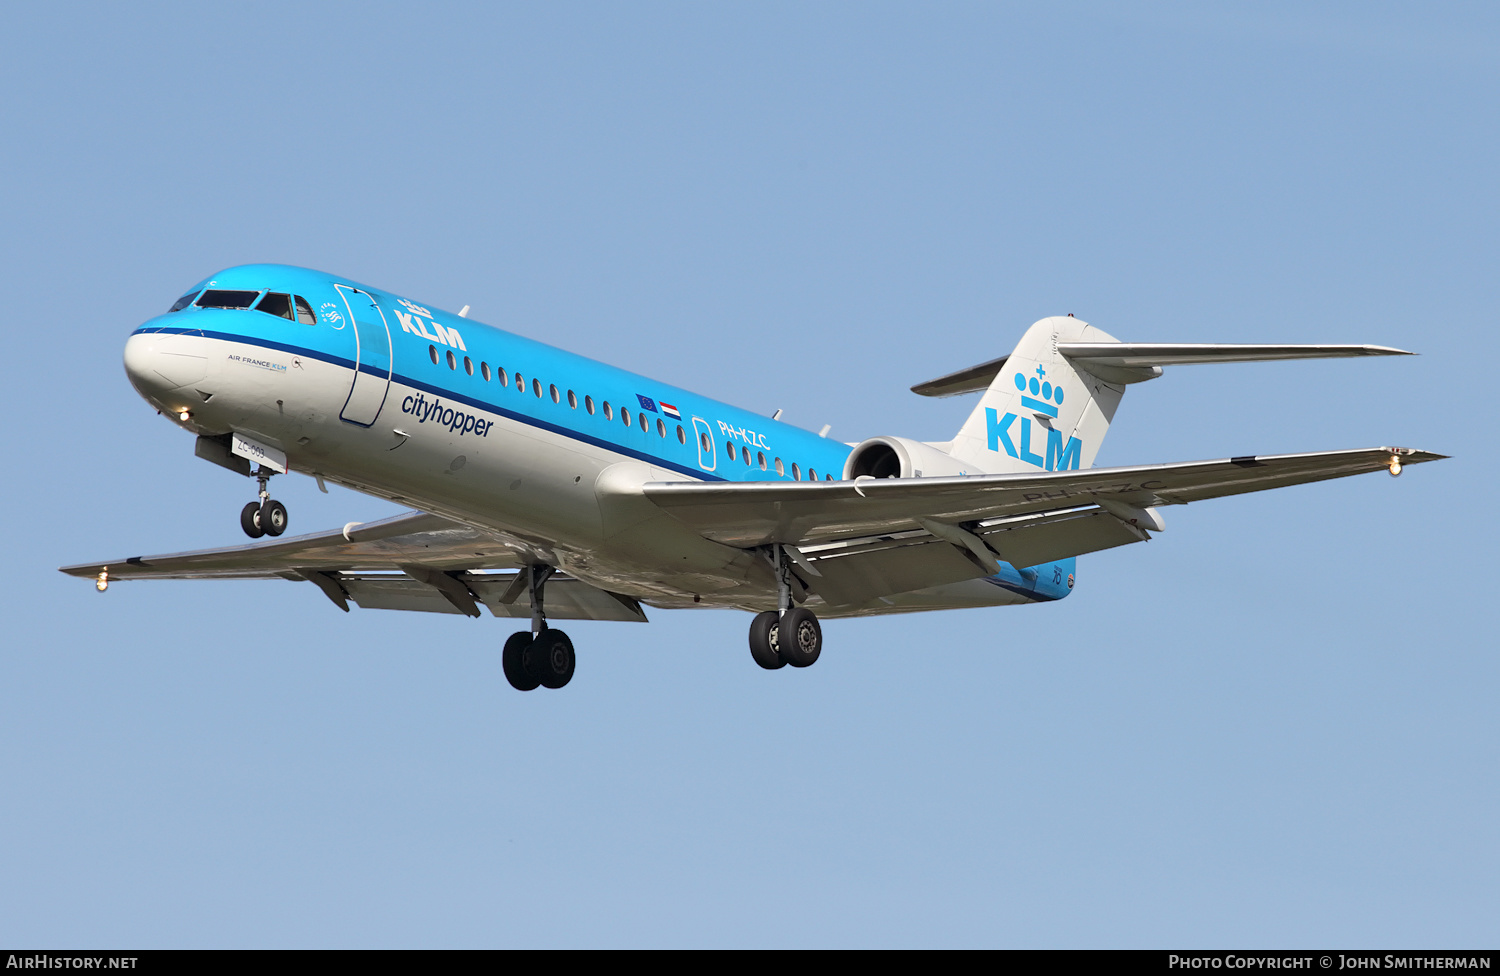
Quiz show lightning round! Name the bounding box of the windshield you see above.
[168,290,201,313]
[195,289,261,309]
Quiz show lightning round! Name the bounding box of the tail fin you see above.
[936,319,1413,473]
[948,316,1126,473]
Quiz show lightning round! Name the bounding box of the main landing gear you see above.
[747,544,823,671]
[502,565,577,691]
[240,465,288,539]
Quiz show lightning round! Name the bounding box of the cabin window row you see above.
[426,344,831,480]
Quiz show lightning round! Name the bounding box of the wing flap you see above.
[801,533,992,604]
[337,573,648,622]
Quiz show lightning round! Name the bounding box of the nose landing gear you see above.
[239,466,288,539]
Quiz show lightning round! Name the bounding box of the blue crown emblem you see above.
[1013,366,1064,417]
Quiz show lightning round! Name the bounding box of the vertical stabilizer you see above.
[949,317,1128,473]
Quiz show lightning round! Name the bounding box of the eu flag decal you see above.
[636,394,659,413]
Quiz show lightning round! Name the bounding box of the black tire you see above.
[240,501,265,538]
[524,629,576,689]
[262,499,288,537]
[778,607,822,668]
[748,610,786,670]
[502,631,540,691]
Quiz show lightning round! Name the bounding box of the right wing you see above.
[59,510,647,622]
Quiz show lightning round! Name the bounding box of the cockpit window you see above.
[255,292,294,320]
[195,289,260,309]
[168,290,201,313]
[294,295,316,325]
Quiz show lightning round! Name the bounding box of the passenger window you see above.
[792,463,801,481]
[447,351,457,370]
[826,474,833,481]
[550,384,560,404]
[726,443,736,461]
[640,412,649,431]
[743,449,752,466]
[775,458,784,477]
[585,396,595,415]
[533,378,542,398]
[603,401,613,420]
[701,432,711,453]
[294,296,316,324]
[464,356,474,376]
[429,345,438,365]
[568,390,578,409]
[757,451,766,470]
[195,289,259,309]
[482,362,491,381]
[622,407,632,426]
[255,292,294,320]
[677,425,686,444]
[497,367,508,387]
[515,372,523,391]
[808,468,816,480]
[168,290,201,313]
[656,418,666,437]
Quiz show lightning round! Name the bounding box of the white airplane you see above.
[62,264,1444,690]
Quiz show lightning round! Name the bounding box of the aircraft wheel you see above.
[525,628,576,689]
[748,610,786,670]
[262,499,289,537]
[778,607,822,668]
[240,501,265,538]
[502,631,540,691]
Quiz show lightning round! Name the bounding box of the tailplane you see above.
[931,318,1412,474]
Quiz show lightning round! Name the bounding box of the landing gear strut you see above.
[240,465,288,539]
[748,544,823,670]
[502,565,576,691]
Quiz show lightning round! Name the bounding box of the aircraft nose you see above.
[123,329,209,405]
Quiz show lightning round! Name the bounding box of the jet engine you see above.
[841,436,977,480]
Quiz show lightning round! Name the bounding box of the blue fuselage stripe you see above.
[134,324,728,482]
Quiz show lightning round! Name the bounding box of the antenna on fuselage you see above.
[457,305,470,318]
[771,409,783,421]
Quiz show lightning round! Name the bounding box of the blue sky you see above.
[1,2,1494,947]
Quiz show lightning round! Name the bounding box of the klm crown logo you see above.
[985,365,1082,471]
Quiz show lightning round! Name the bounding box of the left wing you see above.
[642,446,1445,549]
[59,511,647,622]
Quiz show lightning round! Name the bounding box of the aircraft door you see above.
[691,416,716,472]
[335,284,393,427]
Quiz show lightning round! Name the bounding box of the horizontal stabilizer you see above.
[913,343,1411,397]
[911,355,1009,397]
[1059,342,1412,368]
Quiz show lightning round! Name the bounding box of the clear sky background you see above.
[1,1,1494,948]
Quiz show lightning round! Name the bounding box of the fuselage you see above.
[123,264,1071,614]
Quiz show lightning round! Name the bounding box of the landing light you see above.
[178,410,192,422]
[96,568,109,592]
[1388,455,1402,477]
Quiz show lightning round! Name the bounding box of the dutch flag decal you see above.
[659,401,681,420]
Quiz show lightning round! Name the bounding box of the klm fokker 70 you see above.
[63,265,1444,690]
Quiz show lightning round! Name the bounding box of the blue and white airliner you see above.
[62,264,1444,690]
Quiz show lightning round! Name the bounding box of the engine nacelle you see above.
[842,436,976,480]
